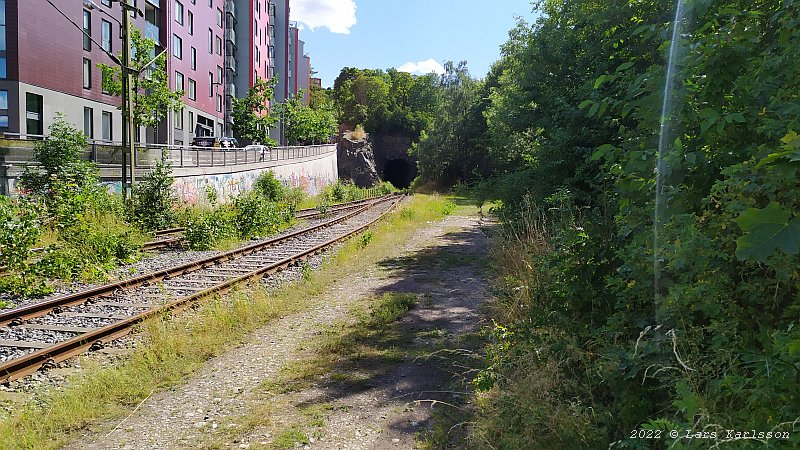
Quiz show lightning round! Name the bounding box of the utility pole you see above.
[122,0,135,193]
[120,1,130,198]
[119,0,136,198]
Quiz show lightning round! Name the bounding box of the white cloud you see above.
[290,0,357,35]
[397,59,446,75]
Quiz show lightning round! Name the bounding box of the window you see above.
[208,28,213,53]
[83,10,91,51]
[215,35,222,55]
[101,0,112,6]
[0,0,6,52]
[102,111,112,141]
[188,11,193,35]
[208,0,212,7]
[0,90,6,109]
[216,94,222,112]
[26,93,43,135]
[83,58,92,89]
[173,34,182,59]
[175,1,184,25]
[188,79,196,100]
[174,109,183,129]
[0,115,7,129]
[191,47,197,70]
[175,71,184,92]
[84,107,94,138]
[209,72,214,96]
[102,70,111,94]
[217,66,223,85]
[189,112,194,132]
[101,19,112,52]
[0,58,5,79]
[217,8,222,27]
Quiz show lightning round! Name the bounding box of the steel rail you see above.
[0,198,394,327]
[139,195,393,250]
[0,195,403,382]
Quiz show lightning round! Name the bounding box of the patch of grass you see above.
[0,195,455,449]
[271,426,309,449]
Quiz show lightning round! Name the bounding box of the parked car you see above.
[244,144,272,161]
[192,136,239,149]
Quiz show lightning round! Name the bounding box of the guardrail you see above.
[1,133,335,170]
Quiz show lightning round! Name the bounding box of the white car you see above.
[244,144,271,161]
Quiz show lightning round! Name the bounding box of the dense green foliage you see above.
[99,29,184,129]
[6,116,145,290]
[275,91,338,145]
[231,77,279,146]
[319,180,394,205]
[409,61,491,185]
[411,0,800,447]
[182,176,295,251]
[127,155,178,231]
[332,67,437,139]
[0,197,44,296]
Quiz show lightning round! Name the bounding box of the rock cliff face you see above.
[337,137,379,188]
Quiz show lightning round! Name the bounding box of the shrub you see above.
[183,206,237,251]
[127,155,178,231]
[350,125,366,141]
[0,196,48,296]
[233,192,293,239]
[253,171,285,202]
[34,210,145,281]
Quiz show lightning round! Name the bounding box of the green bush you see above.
[183,206,237,251]
[127,155,177,231]
[0,196,48,296]
[34,210,145,281]
[233,192,293,240]
[253,171,285,202]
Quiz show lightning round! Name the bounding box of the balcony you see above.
[225,56,237,74]
[143,22,160,43]
[226,83,236,98]
[225,0,236,18]
[225,28,236,46]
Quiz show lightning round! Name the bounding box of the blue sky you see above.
[290,0,539,87]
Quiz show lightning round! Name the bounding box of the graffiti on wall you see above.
[171,156,337,205]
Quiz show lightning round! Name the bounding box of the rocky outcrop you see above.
[337,137,379,187]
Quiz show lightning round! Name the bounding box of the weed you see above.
[127,154,177,231]
[272,426,308,449]
[357,231,373,249]
[0,195,453,449]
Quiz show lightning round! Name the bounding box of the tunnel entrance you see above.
[382,158,414,189]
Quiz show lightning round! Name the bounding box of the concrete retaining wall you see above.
[171,146,338,204]
[0,142,338,202]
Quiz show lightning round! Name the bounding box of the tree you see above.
[99,28,184,128]
[308,84,329,111]
[231,76,278,145]
[19,113,98,200]
[277,91,337,145]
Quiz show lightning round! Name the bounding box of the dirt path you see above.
[65,213,494,449]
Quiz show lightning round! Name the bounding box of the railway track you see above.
[140,196,390,251]
[0,194,403,382]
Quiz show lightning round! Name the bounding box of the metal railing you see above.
[141,143,335,169]
[1,133,336,170]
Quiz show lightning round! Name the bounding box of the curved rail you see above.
[0,195,404,382]
[141,195,394,251]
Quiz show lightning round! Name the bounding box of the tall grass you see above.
[0,195,455,449]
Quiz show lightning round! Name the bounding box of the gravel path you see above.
[64,213,494,449]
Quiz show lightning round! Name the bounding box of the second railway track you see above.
[140,196,391,251]
[0,194,404,382]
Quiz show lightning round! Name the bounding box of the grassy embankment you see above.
[0,194,454,450]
